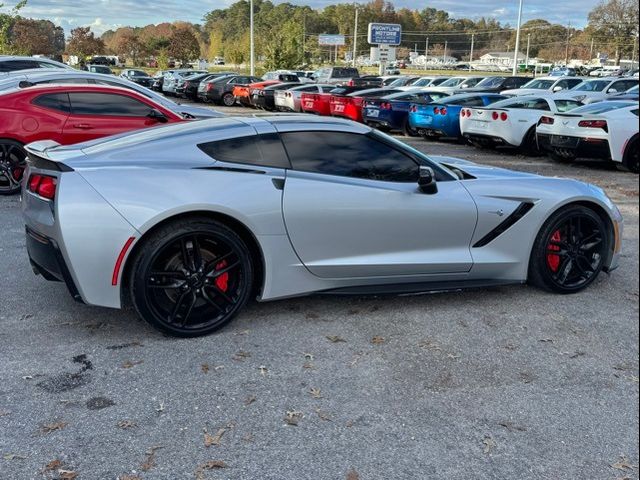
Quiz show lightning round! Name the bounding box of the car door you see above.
[281,130,478,278]
[62,92,165,144]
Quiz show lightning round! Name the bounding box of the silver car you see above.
[0,55,72,72]
[274,84,335,112]
[0,69,223,118]
[162,70,208,96]
[22,116,623,337]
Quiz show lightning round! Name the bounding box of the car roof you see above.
[7,83,150,97]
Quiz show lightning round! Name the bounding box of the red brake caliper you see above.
[547,230,562,272]
[214,260,229,292]
[12,167,24,181]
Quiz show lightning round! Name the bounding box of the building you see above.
[478,52,526,67]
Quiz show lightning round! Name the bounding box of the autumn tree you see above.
[9,18,64,56]
[168,23,200,66]
[66,26,105,59]
[113,27,143,65]
[588,0,639,64]
[0,0,27,54]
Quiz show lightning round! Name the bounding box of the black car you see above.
[251,82,301,111]
[120,69,153,88]
[198,75,261,105]
[176,72,236,101]
[462,76,532,93]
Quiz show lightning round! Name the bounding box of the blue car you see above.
[362,90,450,136]
[408,93,506,140]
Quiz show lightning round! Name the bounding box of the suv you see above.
[313,67,360,85]
[84,64,113,75]
[198,75,261,105]
[0,55,72,73]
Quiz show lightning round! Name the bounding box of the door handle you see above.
[73,124,94,130]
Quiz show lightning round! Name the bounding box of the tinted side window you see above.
[39,78,90,85]
[461,97,484,107]
[198,133,290,169]
[281,131,419,182]
[33,93,71,113]
[69,93,152,116]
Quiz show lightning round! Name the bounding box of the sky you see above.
[7,0,601,35]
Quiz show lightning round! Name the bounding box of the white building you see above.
[478,52,526,66]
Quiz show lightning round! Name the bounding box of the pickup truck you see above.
[312,67,360,85]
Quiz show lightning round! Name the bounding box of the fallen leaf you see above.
[539,338,554,343]
[418,339,442,351]
[41,422,68,435]
[346,469,360,480]
[498,421,527,432]
[611,456,638,471]
[201,364,210,374]
[371,336,385,345]
[232,351,251,361]
[258,366,268,376]
[284,411,303,426]
[483,436,497,454]
[195,461,228,480]
[310,388,322,399]
[118,476,142,480]
[303,362,315,370]
[0,409,10,417]
[141,446,163,471]
[43,459,62,472]
[326,335,347,343]
[117,420,137,429]
[122,360,144,369]
[204,426,228,447]
[315,409,332,422]
[244,395,256,406]
[4,454,27,460]
[628,376,640,384]
[59,470,78,480]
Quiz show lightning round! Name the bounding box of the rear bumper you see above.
[464,133,510,146]
[537,133,612,160]
[26,227,84,303]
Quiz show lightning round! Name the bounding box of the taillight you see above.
[492,111,499,121]
[434,107,440,114]
[539,116,555,125]
[348,79,355,86]
[440,107,448,116]
[206,84,213,91]
[500,112,508,121]
[578,120,608,131]
[381,102,392,110]
[460,109,466,117]
[410,105,417,113]
[28,174,57,200]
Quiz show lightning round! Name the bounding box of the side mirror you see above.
[418,166,438,194]
[608,88,618,93]
[553,86,563,92]
[147,109,168,123]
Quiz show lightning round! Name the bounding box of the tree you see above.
[588,0,639,64]
[113,27,143,65]
[264,19,304,69]
[168,23,200,66]
[66,26,105,59]
[9,18,65,56]
[0,0,27,54]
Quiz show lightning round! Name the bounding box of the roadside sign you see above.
[319,35,346,46]
[368,23,402,46]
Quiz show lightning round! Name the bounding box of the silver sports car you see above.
[22,116,624,337]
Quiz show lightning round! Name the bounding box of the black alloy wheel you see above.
[529,206,609,293]
[0,140,27,196]
[130,219,253,337]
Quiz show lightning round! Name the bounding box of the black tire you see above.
[528,205,609,294]
[520,128,541,156]
[129,218,254,337]
[0,139,27,196]
[620,138,639,173]
[222,93,236,107]
[403,118,419,137]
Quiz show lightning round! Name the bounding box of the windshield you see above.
[571,101,638,114]
[439,77,465,87]
[626,85,639,93]
[474,77,506,88]
[388,77,410,87]
[572,80,610,92]
[411,78,433,87]
[332,68,358,78]
[130,71,148,77]
[521,79,555,90]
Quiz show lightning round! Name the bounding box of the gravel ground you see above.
[0,103,638,480]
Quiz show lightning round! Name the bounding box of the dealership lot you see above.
[0,133,637,479]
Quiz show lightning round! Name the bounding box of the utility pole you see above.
[302,12,306,63]
[564,22,571,65]
[525,33,530,73]
[352,6,358,67]
[444,40,448,64]
[469,33,475,72]
[590,37,594,60]
[512,0,524,75]
[250,0,255,76]
[424,37,429,71]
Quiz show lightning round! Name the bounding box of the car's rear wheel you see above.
[529,206,609,294]
[403,118,419,137]
[520,127,541,156]
[620,138,639,173]
[0,139,27,196]
[222,93,236,107]
[130,219,253,337]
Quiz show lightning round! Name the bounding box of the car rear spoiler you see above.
[24,141,75,171]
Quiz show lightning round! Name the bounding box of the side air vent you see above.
[473,202,535,248]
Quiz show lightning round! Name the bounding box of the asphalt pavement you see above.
[0,109,638,480]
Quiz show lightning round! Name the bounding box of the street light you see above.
[512,0,524,75]
[250,0,255,76]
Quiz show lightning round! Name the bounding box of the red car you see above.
[0,84,184,195]
[301,86,370,116]
[329,88,401,122]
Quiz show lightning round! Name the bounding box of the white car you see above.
[460,95,583,153]
[536,100,639,173]
[396,76,449,91]
[424,76,486,93]
[564,77,638,104]
[274,84,334,112]
[501,76,584,96]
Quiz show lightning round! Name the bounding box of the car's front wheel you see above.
[0,139,27,196]
[129,218,254,337]
[529,205,609,294]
